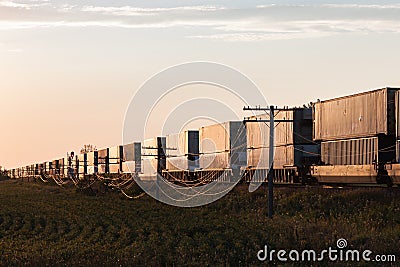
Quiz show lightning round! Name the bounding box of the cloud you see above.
[189,32,331,42]
[190,19,400,41]
[1,3,400,41]
[0,19,228,30]
[80,5,226,16]
[322,4,400,9]
[0,0,49,9]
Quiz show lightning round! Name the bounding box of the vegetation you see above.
[0,167,8,181]
[0,180,399,266]
[80,144,97,154]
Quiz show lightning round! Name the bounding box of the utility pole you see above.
[268,106,274,218]
[243,106,293,218]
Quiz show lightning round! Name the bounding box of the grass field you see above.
[0,178,399,266]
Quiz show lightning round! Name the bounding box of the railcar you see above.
[162,130,199,183]
[311,87,400,186]
[243,108,320,184]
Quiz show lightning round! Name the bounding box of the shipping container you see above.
[34,164,39,176]
[45,162,52,175]
[57,158,64,176]
[122,142,141,173]
[140,137,166,178]
[51,160,63,175]
[166,156,196,172]
[248,144,320,169]
[166,131,199,171]
[321,136,395,165]
[62,157,69,177]
[313,88,399,141]
[24,166,29,177]
[109,145,123,173]
[50,160,57,175]
[77,154,87,177]
[123,143,141,161]
[30,165,35,176]
[98,148,109,174]
[199,121,246,170]
[29,165,33,176]
[247,108,314,148]
[39,163,45,175]
[87,151,98,174]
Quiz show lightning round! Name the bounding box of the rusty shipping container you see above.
[313,88,399,141]
[321,136,395,165]
[199,121,246,170]
[166,131,199,171]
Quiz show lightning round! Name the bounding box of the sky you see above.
[1,0,400,169]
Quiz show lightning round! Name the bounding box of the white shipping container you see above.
[109,145,122,173]
[98,148,109,174]
[141,137,166,175]
[166,156,199,171]
[199,121,247,170]
[86,151,98,174]
[248,145,320,169]
[247,108,313,148]
[321,137,378,165]
[77,154,86,175]
[166,131,199,171]
[122,142,141,173]
[140,158,158,180]
[123,143,141,162]
[314,88,398,141]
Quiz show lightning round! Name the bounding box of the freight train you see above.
[6,87,400,187]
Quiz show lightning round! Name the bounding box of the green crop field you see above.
[0,179,399,266]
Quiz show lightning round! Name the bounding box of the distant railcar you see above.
[140,137,166,180]
[122,142,141,174]
[162,130,199,183]
[109,145,124,174]
[97,148,109,174]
